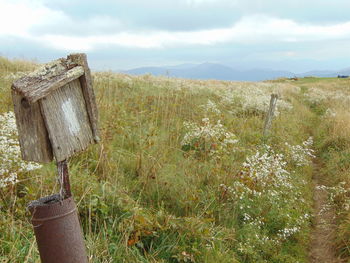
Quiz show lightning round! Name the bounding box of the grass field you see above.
[0,57,350,262]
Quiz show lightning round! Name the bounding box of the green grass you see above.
[0,57,349,262]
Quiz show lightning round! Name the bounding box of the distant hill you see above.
[123,63,350,81]
[297,70,335,78]
[297,68,350,78]
[122,63,350,81]
[123,63,294,81]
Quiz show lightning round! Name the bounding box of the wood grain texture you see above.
[12,59,67,98]
[263,94,278,137]
[11,53,98,163]
[68,53,100,142]
[40,79,94,162]
[12,65,84,104]
[12,90,53,163]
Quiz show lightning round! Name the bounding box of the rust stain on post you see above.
[57,160,71,199]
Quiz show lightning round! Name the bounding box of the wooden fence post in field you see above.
[263,93,278,137]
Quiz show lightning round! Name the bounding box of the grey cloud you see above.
[40,0,240,33]
[0,36,66,62]
[41,0,350,34]
[30,15,125,37]
[3,0,350,74]
[2,34,350,73]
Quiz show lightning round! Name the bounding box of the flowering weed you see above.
[181,117,238,159]
[1,58,339,262]
[220,144,311,261]
[285,137,315,167]
[218,84,293,116]
[0,111,42,189]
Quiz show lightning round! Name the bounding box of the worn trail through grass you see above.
[309,160,341,263]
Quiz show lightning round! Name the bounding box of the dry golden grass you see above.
[1,58,350,262]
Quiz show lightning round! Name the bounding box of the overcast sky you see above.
[1,0,350,73]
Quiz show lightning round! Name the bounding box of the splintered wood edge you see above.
[68,53,100,143]
[12,66,84,104]
[11,58,67,94]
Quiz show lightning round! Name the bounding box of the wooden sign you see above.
[11,53,99,163]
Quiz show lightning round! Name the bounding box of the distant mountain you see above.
[335,67,350,76]
[123,63,350,81]
[297,70,336,78]
[165,63,197,70]
[297,68,350,78]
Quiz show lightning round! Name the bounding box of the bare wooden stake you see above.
[57,160,71,199]
[263,94,278,137]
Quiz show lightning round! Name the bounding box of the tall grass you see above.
[303,77,350,259]
[0,57,348,262]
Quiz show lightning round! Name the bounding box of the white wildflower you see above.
[219,84,292,116]
[241,146,290,189]
[285,137,315,166]
[200,99,221,115]
[181,117,238,158]
[0,111,42,188]
[325,108,336,118]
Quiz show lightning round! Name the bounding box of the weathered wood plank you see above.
[263,93,278,137]
[12,90,53,163]
[40,79,94,162]
[67,53,100,142]
[12,59,67,95]
[12,66,84,103]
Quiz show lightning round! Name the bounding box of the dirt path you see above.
[308,163,342,263]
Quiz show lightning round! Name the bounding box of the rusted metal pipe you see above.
[28,194,88,263]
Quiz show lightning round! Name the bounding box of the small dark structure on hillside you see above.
[337,75,349,78]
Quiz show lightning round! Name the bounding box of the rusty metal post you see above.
[57,160,72,199]
[28,161,88,263]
